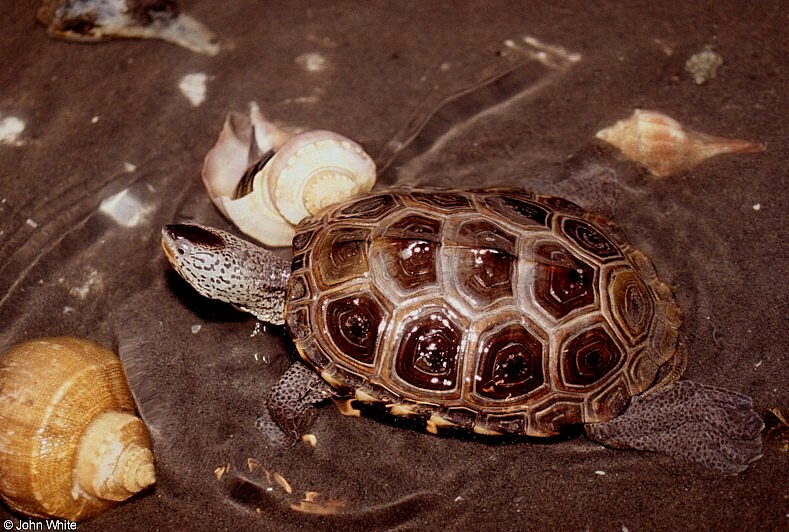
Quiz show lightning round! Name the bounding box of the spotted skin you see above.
[162,224,290,324]
[255,363,335,445]
[586,381,763,474]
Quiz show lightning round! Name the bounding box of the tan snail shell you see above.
[595,109,765,177]
[0,337,155,521]
[202,102,376,247]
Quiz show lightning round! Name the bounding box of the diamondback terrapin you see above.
[162,187,763,474]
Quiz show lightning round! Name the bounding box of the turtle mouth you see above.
[161,226,180,266]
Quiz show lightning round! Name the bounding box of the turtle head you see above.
[162,224,290,325]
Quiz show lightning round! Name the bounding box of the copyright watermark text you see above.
[3,519,76,531]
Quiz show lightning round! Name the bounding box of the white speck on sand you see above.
[752,203,761,211]
[295,52,328,72]
[685,48,723,84]
[191,324,202,334]
[69,269,102,300]
[25,218,37,229]
[179,72,207,106]
[99,187,152,227]
[0,114,25,145]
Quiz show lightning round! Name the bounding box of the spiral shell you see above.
[595,109,765,177]
[0,337,155,521]
[202,103,376,247]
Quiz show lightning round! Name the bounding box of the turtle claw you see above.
[261,362,335,445]
[585,380,763,474]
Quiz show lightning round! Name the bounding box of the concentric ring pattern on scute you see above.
[285,188,682,437]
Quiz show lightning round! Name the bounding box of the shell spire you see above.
[596,109,765,177]
[201,103,376,247]
[75,411,156,502]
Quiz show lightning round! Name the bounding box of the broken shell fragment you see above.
[202,103,376,247]
[37,0,219,56]
[596,109,765,177]
[685,48,723,85]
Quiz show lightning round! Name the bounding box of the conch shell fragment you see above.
[596,109,765,177]
[0,337,155,521]
[202,103,376,247]
[36,0,219,56]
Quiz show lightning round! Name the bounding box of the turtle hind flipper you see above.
[585,380,764,474]
[258,362,335,446]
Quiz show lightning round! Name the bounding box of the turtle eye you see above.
[174,237,195,256]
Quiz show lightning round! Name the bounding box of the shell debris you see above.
[37,0,220,56]
[685,47,723,85]
[0,114,26,146]
[272,471,292,494]
[246,457,262,474]
[295,52,329,73]
[179,73,208,106]
[214,464,229,480]
[99,187,154,228]
[290,492,346,515]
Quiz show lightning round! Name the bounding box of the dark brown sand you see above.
[0,1,786,530]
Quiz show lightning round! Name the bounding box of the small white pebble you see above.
[754,360,763,368]
[99,188,151,227]
[91,116,99,124]
[594,470,606,475]
[124,161,137,173]
[0,114,25,145]
[685,48,723,85]
[25,218,37,229]
[179,72,207,106]
[191,324,202,334]
[295,52,328,72]
[454,495,464,502]
[752,203,761,211]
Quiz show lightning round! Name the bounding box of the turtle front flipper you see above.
[255,362,335,446]
[584,381,764,474]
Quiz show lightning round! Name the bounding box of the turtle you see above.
[161,187,763,474]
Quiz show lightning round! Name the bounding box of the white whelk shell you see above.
[596,109,765,177]
[202,103,376,247]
